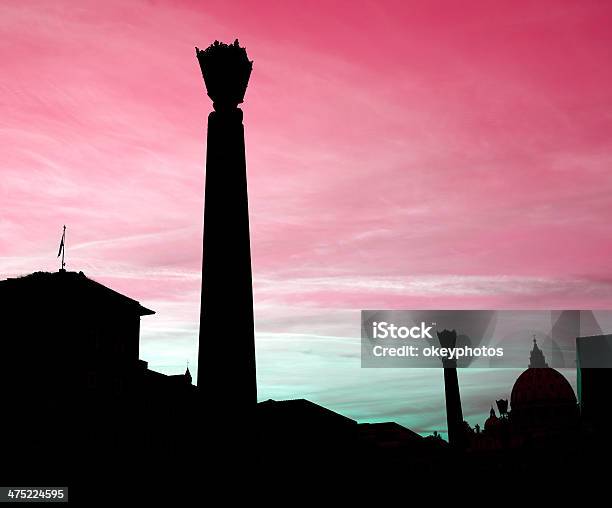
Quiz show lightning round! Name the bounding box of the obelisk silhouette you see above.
[195,40,257,424]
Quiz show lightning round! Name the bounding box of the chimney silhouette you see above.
[195,41,257,420]
[437,329,466,449]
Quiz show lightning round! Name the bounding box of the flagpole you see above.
[61,225,66,271]
[58,225,66,272]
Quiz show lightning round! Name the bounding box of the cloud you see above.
[1,0,610,433]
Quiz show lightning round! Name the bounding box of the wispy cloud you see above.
[2,0,611,432]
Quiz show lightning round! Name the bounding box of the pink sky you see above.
[2,1,612,427]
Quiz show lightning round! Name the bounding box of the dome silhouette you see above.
[508,338,579,433]
[510,367,576,411]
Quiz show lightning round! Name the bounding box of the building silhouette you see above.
[0,270,198,495]
[577,333,612,432]
[469,338,579,452]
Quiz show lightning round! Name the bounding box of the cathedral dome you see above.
[511,337,576,411]
[510,367,576,411]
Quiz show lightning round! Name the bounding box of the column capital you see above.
[196,40,253,111]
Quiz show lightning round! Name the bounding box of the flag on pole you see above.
[57,225,66,271]
[57,226,65,258]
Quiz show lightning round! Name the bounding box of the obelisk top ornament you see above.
[195,39,253,111]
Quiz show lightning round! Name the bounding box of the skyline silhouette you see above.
[1,266,609,499]
[4,2,612,436]
[3,4,612,497]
